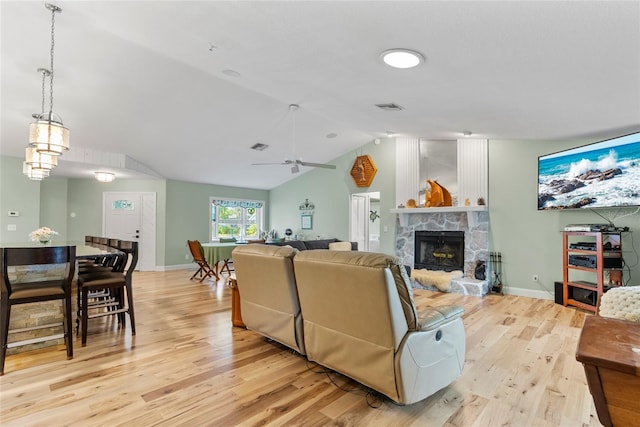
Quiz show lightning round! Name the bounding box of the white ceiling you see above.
[2,1,639,189]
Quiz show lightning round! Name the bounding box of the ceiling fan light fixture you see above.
[380,49,424,69]
[252,104,336,172]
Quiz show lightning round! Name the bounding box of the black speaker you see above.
[554,281,564,305]
[572,288,597,306]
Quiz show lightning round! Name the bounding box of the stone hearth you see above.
[395,210,489,295]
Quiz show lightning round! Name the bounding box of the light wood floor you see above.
[0,270,602,426]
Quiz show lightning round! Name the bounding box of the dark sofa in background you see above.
[271,238,358,251]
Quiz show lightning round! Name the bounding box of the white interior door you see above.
[350,194,369,251]
[103,192,156,271]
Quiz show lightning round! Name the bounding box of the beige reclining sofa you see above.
[232,244,305,354]
[233,245,466,405]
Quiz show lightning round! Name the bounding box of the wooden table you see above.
[576,315,640,427]
[201,243,242,277]
[227,277,245,328]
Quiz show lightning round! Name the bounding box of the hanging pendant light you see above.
[29,3,69,156]
[23,162,50,180]
[25,146,58,171]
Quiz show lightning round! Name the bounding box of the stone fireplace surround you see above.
[395,209,489,296]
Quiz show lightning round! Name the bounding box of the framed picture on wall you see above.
[301,214,312,230]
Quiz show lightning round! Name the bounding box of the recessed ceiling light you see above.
[326,133,338,139]
[462,131,473,137]
[380,49,425,69]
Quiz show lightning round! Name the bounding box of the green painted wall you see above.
[40,178,69,241]
[1,136,638,292]
[164,180,269,266]
[0,156,41,243]
[66,178,167,265]
[488,139,639,297]
[269,138,397,255]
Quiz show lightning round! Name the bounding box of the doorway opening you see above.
[349,191,380,252]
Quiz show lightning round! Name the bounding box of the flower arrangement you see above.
[29,226,58,243]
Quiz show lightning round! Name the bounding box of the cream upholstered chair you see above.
[232,244,305,354]
[328,241,352,251]
[293,250,465,405]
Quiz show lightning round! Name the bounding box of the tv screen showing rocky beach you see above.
[538,133,640,210]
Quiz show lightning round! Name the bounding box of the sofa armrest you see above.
[417,305,464,331]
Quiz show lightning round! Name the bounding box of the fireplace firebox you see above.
[415,231,465,271]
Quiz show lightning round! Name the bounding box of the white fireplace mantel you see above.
[391,205,487,228]
[390,206,487,214]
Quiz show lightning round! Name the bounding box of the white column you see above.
[457,138,488,206]
[395,137,420,207]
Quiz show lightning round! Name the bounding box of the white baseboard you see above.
[502,286,554,301]
[157,263,196,272]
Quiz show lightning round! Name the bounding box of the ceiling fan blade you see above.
[297,161,337,169]
[251,162,288,166]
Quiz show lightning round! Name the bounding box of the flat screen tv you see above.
[538,131,640,210]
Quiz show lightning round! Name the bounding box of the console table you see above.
[227,277,245,328]
[576,315,640,427]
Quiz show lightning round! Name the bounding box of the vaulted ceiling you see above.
[2,1,639,189]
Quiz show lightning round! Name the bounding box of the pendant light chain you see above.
[48,4,58,121]
[40,69,47,115]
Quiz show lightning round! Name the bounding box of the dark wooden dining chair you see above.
[77,240,137,346]
[0,245,76,375]
[187,240,217,282]
[76,240,127,333]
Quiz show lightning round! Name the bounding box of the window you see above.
[210,198,265,241]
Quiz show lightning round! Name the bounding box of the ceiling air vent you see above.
[250,143,269,151]
[375,103,404,111]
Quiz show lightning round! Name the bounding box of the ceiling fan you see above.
[252,104,337,174]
